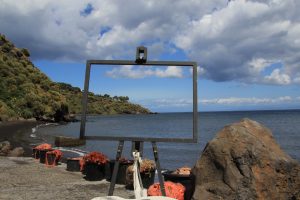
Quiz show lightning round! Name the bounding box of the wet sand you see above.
[0,121,40,156]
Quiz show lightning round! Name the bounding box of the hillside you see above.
[0,34,150,122]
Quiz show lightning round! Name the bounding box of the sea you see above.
[34,110,300,170]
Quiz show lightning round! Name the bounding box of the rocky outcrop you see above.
[192,118,300,200]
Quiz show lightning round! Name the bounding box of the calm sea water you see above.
[36,110,300,170]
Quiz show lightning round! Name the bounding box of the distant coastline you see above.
[152,108,300,114]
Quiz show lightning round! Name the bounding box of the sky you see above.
[1,0,300,112]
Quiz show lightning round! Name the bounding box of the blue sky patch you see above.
[261,62,283,76]
[80,3,93,17]
[99,26,112,37]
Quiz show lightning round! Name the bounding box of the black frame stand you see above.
[108,141,166,196]
[108,140,124,196]
[79,46,198,143]
[79,46,198,197]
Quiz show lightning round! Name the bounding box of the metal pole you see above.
[193,63,198,142]
[108,141,124,196]
[152,142,166,196]
[80,62,91,139]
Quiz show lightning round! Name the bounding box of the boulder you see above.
[0,141,12,156]
[193,118,300,200]
[7,147,24,157]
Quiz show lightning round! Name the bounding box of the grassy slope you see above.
[0,34,150,121]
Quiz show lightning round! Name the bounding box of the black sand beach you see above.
[0,156,133,199]
[0,122,135,199]
[0,121,40,156]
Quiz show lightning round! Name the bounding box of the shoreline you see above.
[0,121,41,156]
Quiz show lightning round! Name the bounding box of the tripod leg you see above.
[152,142,166,196]
[108,141,124,196]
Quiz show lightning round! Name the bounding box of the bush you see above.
[1,43,12,53]
[21,108,33,119]
[21,48,30,57]
[0,34,6,41]
[0,100,17,120]
[54,104,69,122]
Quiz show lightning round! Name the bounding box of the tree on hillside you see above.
[119,96,129,102]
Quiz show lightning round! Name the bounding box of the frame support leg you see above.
[152,142,166,196]
[108,140,124,196]
[79,63,91,139]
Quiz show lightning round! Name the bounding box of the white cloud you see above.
[264,68,291,85]
[197,67,206,76]
[153,99,192,108]
[248,58,275,74]
[1,0,300,85]
[293,76,300,83]
[155,66,184,78]
[174,0,300,84]
[0,0,225,61]
[199,96,293,105]
[189,66,206,77]
[105,66,183,79]
[139,96,296,108]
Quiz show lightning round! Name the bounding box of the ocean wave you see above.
[54,147,88,156]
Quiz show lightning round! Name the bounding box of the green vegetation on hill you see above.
[0,34,150,121]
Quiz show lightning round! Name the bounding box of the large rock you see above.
[193,119,300,200]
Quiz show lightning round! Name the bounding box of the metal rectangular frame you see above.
[79,60,198,143]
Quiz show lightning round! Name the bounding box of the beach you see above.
[1,114,299,200]
[0,121,143,199]
[0,156,133,200]
[0,122,135,199]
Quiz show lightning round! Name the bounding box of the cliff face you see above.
[193,119,300,200]
[0,34,150,121]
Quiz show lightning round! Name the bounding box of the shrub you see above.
[21,48,30,57]
[1,43,12,53]
[21,108,33,119]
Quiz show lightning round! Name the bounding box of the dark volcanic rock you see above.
[192,118,300,200]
